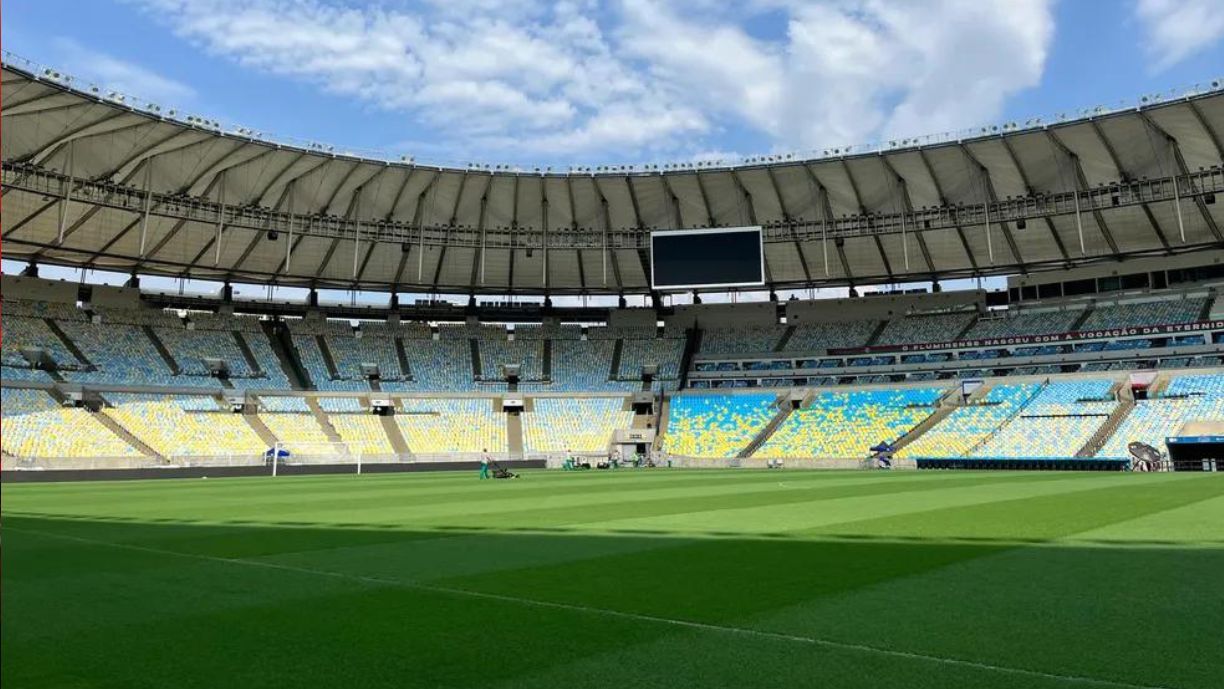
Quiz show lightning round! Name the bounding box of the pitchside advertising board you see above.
[651,227,765,290]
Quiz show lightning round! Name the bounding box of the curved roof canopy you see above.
[3,62,1224,295]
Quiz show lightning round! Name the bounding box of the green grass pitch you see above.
[4,469,1222,689]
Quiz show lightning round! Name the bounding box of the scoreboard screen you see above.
[650,227,764,290]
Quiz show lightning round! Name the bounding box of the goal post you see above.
[271,441,364,476]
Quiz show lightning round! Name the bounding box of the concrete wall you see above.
[785,290,984,324]
[1,274,78,303]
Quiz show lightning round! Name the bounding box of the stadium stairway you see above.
[864,320,889,347]
[740,397,792,458]
[608,340,623,381]
[891,389,964,454]
[653,395,671,451]
[1068,308,1094,332]
[394,337,413,381]
[262,321,311,390]
[952,316,979,341]
[93,410,160,459]
[469,340,482,380]
[773,326,796,352]
[315,335,341,380]
[243,412,279,450]
[305,399,344,443]
[964,383,1046,457]
[506,406,524,458]
[44,318,92,367]
[379,414,411,456]
[1077,399,1136,457]
[677,329,701,390]
[233,333,263,375]
[143,326,181,375]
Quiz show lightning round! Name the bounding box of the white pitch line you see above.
[7,526,1179,689]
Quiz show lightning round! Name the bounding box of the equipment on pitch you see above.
[1128,442,1164,472]
[270,441,364,476]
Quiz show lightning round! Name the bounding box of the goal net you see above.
[271,441,364,475]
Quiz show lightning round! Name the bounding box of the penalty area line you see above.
[6,526,1178,689]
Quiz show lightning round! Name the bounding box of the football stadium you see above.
[2,4,1224,688]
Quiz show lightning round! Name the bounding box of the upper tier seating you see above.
[480,339,544,379]
[392,339,476,392]
[971,379,1117,459]
[784,320,880,352]
[326,332,406,381]
[757,387,944,459]
[523,397,633,452]
[259,412,332,449]
[619,337,685,381]
[328,414,395,456]
[104,394,265,457]
[897,383,1041,459]
[1,313,80,368]
[396,398,506,453]
[874,312,977,346]
[1079,298,1206,330]
[663,393,777,458]
[58,320,180,386]
[700,326,787,356]
[960,309,1085,340]
[524,339,639,392]
[1,388,139,458]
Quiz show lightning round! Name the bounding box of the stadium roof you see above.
[3,61,1224,296]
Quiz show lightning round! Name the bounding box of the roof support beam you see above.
[135,174,226,266]
[312,182,365,281]
[877,155,936,275]
[1136,110,1223,242]
[383,167,419,223]
[959,144,1027,271]
[1187,100,1224,162]
[19,111,135,165]
[692,173,717,227]
[103,130,212,184]
[765,166,812,283]
[658,174,684,229]
[1046,129,1124,256]
[1087,121,1171,251]
[600,192,621,288]
[466,192,488,288]
[623,176,646,231]
[999,138,1072,266]
[801,164,836,278]
[182,143,274,197]
[540,179,550,291]
[564,177,585,290]
[840,160,894,283]
[508,176,520,291]
[918,149,980,274]
[1,198,59,239]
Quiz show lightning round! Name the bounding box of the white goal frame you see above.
[271,441,364,476]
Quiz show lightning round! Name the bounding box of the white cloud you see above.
[1136,0,1224,71]
[122,0,1055,160]
[51,37,196,104]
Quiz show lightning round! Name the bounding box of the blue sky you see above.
[4,0,1223,170]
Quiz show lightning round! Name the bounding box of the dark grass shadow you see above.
[3,513,1224,689]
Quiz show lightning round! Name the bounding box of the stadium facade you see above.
[3,58,1224,477]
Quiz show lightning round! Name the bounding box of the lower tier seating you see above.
[103,394,264,458]
[757,387,944,459]
[896,383,1041,459]
[523,398,633,452]
[1,388,139,458]
[663,392,777,458]
[396,398,507,453]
